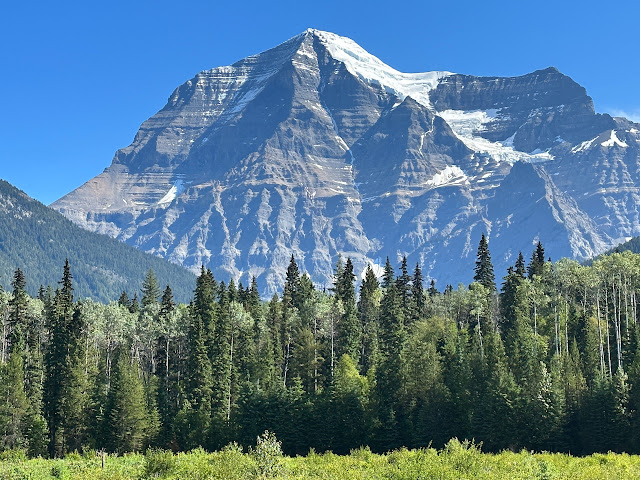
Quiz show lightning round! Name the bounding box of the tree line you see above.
[2,237,640,457]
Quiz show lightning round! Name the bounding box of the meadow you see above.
[2,438,640,480]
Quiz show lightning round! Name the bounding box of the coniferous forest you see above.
[3,237,640,459]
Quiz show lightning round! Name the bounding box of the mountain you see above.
[0,179,195,302]
[602,236,640,256]
[52,29,640,294]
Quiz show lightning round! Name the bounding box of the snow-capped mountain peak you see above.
[53,30,640,295]
[307,29,452,108]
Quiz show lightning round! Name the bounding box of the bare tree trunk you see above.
[596,291,605,377]
[605,285,612,376]
[554,305,560,356]
[227,332,233,421]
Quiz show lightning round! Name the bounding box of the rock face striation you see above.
[52,29,640,294]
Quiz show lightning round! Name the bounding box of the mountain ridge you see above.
[52,29,640,294]
[0,178,195,302]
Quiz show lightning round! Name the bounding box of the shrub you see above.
[143,448,176,478]
[250,431,283,478]
[50,461,69,479]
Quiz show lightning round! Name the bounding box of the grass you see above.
[1,439,640,479]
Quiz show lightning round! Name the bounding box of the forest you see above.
[2,235,640,459]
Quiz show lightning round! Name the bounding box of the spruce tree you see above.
[9,268,29,355]
[382,257,394,290]
[283,255,301,311]
[43,260,76,456]
[156,285,176,445]
[337,258,360,362]
[396,256,412,322]
[474,234,496,291]
[106,348,153,453]
[528,241,546,278]
[514,252,526,278]
[118,291,131,310]
[0,351,28,451]
[358,265,380,373]
[141,269,161,310]
[412,264,426,321]
[375,280,406,451]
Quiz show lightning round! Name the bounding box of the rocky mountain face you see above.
[52,29,640,294]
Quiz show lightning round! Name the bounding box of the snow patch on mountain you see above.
[426,165,467,187]
[312,29,451,109]
[601,130,628,148]
[158,180,185,206]
[438,109,554,163]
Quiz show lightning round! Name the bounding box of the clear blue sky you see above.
[2,0,638,205]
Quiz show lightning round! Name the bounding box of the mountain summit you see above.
[52,29,640,294]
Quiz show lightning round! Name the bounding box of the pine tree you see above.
[337,258,360,362]
[396,256,412,322]
[412,264,426,321]
[106,348,153,453]
[129,293,139,314]
[375,280,406,451]
[382,257,394,290]
[8,268,29,355]
[209,282,232,447]
[358,265,380,373]
[118,291,131,310]
[283,255,302,311]
[474,234,496,291]
[156,285,176,446]
[527,241,546,278]
[141,269,161,310]
[0,351,28,451]
[514,252,526,278]
[44,260,78,456]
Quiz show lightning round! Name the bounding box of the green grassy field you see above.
[2,439,640,480]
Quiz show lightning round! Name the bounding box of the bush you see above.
[0,449,27,461]
[143,449,176,478]
[50,461,69,479]
[250,431,283,478]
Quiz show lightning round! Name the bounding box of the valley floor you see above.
[2,439,639,480]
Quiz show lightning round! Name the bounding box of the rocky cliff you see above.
[52,29,640,294]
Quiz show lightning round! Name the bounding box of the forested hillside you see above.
[2,238,640,458]
[0,179,195,302]
[608,236,640,255]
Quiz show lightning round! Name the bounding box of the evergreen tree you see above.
[396,256,412,322]
[283,255,302,311]
[0,351,28,451]
[118,291,131,310]
[411,264,426,323]
[129,293,139,314]
[474,234,496,291]
[156,285,176,446]
[43,260,78,456]
[8,268,29,355]
[382,257,394,290]
[514,252,526,278]
[337,258,360,362]
[358,266,380,373]
[209,282,232,447]
[374,280,406,451]
[106,348,153,453]
[141,269,161,310]
[528,241,546,278]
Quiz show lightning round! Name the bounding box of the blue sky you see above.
[2,0,639,205]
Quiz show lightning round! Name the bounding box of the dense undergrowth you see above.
[1,438,639,480]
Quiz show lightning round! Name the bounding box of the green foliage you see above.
[143,448,176,478]
[0,179,195,303]
[250,431,283,478]
[7,238,640,460]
